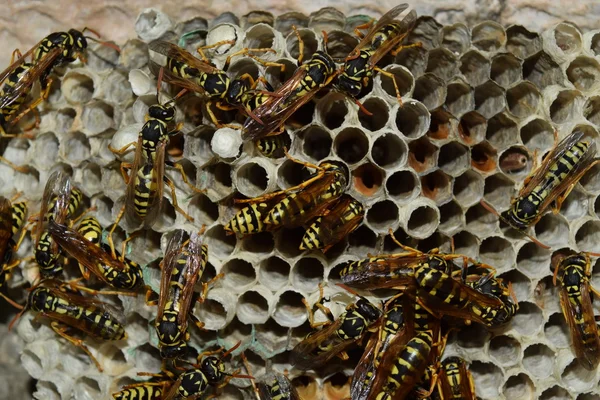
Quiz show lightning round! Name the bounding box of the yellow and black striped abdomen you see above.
[10,201,27,236]
[225,202,274,235]
[415,264,467,308]
[112,385,163,400]
[0,63,33,121]
[535,141,589,200]
[77,217,102,245]
[133,163,158,218]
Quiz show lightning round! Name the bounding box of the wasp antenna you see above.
[354,98,373,116]
[85,36,121,53]
[0,293,24,310]
[335,282,360,296]
[230,373,255,380]
[82,27,102,38]
[220,340,242,359]
[156,67,165,100]
[8,305,27,331]
[479,199,501,218]
[525,232,550,250]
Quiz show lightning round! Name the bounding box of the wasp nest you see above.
[2,6,600,400]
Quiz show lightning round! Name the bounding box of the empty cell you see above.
[567,56,600,92]
[426,48,458,81]
[474,80,506,119]
[499,146,531,177]
[438,200,464,235]
[584,96,600,127]
[241,231,274,254]
[237,290,270,324]
[82,101,114,135]
[517,242,552,278]
[371,132,407,169]
[266,58,297,89]
[540,386,573,400]
[438,141,469,177]
[487,112,519,150]
[358,98,389,131]
[408,16,442,49]
[205,224,236,258]
[274,227,305,258]
[221,258,257,290]
[458,111,487,145]
[440,23,470,55]
[308,7,345,31]
[300,125,332,161]
[259,256,290,291]
[29,132,58,171]
[513,302,543,336]
[59,132,91,167]
[275,12,309,35]
[334,128,369,164]
[244,24,276,51]
[202,162,233,200]
[277,158,312,189]
[445,80,474,117]
[470,361,503,399]
[291,257,325,293]
[56,108,76,133]
[575,220,600,253]
[577,394,600,400]
[386,169,419,201]
[535,214,570,249]
[479,236,515,271]
[550,90,583,124]
[396,101,430,140]
[562,358,598,392]
[506,25,542,59]
[428,109,455,141]
[408,137,438,173]
[317,92,350,130]
[503,374,534,400]
[552,22,583,56]
[520,118,555,152]
[228,58,260,82]
[453,230,479,259]
[404,201,439,239]
[465,203,498,237]
[459,50,491,87]
[412,73,446,110]
[523,51,564,88]
[545,312,571,349]
[348,225,378,255]
[352,163,384,196]
[255,318,289,355]
[471,141,497,174]
[395,45,428,77]
[580,162,600,194]
[489,335,521,367]
[73,376,101,399]
[62,71,95,104]
[499,269,530,303]
[484,173,515,210]
[234,161,270,198]
[273,290,307,328]
[35,381,61,400]
[472,21,506,52]
[523,343,555,379]
[286,28,318,62]
[507,81,541,118]
[241,10,274,28]
[189,193,219,223]
[454,170,484,208]
[323,373,351,399]
[560,188,587,220]
[183,125,216,165]
[491,53,522,87]
[366,200,399,233]
[324,30,358,61]
[420,170,451,205]
[379,66,414,100]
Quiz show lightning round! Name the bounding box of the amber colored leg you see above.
[164,176,194,222]
[50,321,103,372]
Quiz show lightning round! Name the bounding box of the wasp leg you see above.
[189,313,206,331]
[291,25,305,65]
[145,288,159,306]
[165,160,206,194]
[415,296,444,320]
[119,230,143,263]
[374,67,404,106]
[0,157,29,173]
[415,367,439,398]
[390,42,422,57]
[387,228,421,254]
[240,353,260,399]
[69,280,136,297]
[223,47,280,71]
[164,176,194,222]
[197,272,224,304]
[108,141,137,157]
[9,78,54,128]
[197,40,236,63]
[107,204,126,260]
[205,101,240,130]
[50,321,103,372]
[353,20,373,40]
[0,290,24,310]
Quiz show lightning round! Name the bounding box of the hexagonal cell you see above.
[300,125,332,161]
[379,65,414,100]
[237,289,270,325]
[550,90,583,124]
[272,290,307,328]
[258,256,290,291]
[520,118,555,152]
[395,45,428,78]
[583,96,600,127]
[437,141,469,177]
[472,21,506,52]
[491,53,522,88]
[506,25,542,59]
[438,200,464,235]
[471,141,498,175]
[562,358,598,393]
[551,22,583,56]
[507,81,541,118]
[333,128,369,165]
[470,361,503,399]
[484,173,514,213]
[465,203,498,238]
[395,101,430,139]
[408,137,438,173]
[445,79,474,117]
[474,80,505,119]
[561,188,588,220]
[536,213,570,249]
[428,109,455,141]
[453,230,480,259]
[408,16,442,50]
[412,73,446,110]
[348,225,378,256]
[440,23,470,55]
[499,268,530,303]
[291,257,325,293]
[503,373,535,400]
[317,92,351,130]
[277,157,313,190]
[366,200,399,234]
[358,98,389,131]
[488,334,521,367]
[545,312,571,349]
[580,161,600,195]
[575,220,600,253]
[426,48,458,81]
[402,201,440,239]
[499,146,531,177]
[523,343,556,379]
[61,71,96,104]
[243,23,277,52]
[523,51,564,88]
[60,132,91,167]
[540,386,573,400]
[513,301,544,336]
[567,56,600,92]
[459,50,490,87]
[386,169,420,202]
[420,169,451,205]
[487,112,519,150]
[516,241,552,278]
[275,11,308,35]
[221,258,257,291]
[285,28,318,62]
[205,224,236,259]
[274,227,305,258]
[454,170,484,208]
[458,111,487,145]
[371,132,407,169]
[323,30,358,61]
[240,231,275,255]
[352,163,384,197]
[479,235,515,271]
[234,161,271,198]
[577,394,600,400]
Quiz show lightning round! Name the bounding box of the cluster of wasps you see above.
[1,2,600,400]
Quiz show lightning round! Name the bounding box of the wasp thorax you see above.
[29,287,50,312]
[148,104,175,121]
[201,356,225,384]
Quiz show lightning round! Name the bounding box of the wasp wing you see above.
[340,253,421,289]
[366,9,417,69]
[156,230,186,322]
[141,141,167,229]
[0,197,12,262]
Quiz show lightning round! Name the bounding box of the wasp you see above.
[226,156,347,237]
[336,4,417,105]
[553,252,600,370]
[150,229,212,359]
[47,215,144,295]
[33,171,83,277]
[433,356,476,400]
[0,28,117,136]
[255,133,291,158]
[109,73,203,229]
[482,130,598,248]
[9,279,126,371]
[0,196,27,308]
[290,284,381,370]
[147,39,281,128]
[112,382,167,400]
[300,195,364,252]
[465,269,518,327]
[257,372,301,400]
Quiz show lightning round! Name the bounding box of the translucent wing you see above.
[142,141,167,228]
[367,9,417,69]
[156,230,186,322]
[0,197,12,261]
